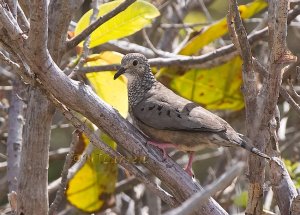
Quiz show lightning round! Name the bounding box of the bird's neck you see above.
[128,70,156,107]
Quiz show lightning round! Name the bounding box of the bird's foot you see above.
[184,152,195,177]
[147,141,178,160]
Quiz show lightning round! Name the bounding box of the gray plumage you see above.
[114,53,270,159]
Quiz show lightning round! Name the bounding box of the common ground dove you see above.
[114,53,270,175]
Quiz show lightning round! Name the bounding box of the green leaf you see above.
[75,0,160,48]
[169,56,244,110]
[233,191,248,208]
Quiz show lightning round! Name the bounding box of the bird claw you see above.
[184,166,194,178]
[147,141,195,177]
[184,152,195,177]
[147,141,176,160]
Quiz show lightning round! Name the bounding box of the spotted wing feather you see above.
[132,82,227,132]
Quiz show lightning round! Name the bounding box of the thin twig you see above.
[115,176,140,194]
[49,132,79,215]
[0,50,20,70]
[280,86,300,117]
[158,22,210,29]
[287,79,300,103]
[48,177,61,196]
[17,3,30,32]
[142,28,179,58]
[164,162,245,215]
[67,141,95,180]
[66,0,136,50]
[69,0,100,80]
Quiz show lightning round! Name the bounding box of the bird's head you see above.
[114,53,150,81]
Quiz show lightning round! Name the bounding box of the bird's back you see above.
[130,81,243,150]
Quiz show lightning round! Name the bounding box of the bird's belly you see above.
[134,119,230,152]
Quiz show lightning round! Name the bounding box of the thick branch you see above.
[17,88,55,215]
[27,0,48,56]
[269,158,298,215]
[7,78,24,193]
[48,0,84,61]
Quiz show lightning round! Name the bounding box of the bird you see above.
[114,53,270,176]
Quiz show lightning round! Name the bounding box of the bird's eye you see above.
[132,60,138,66]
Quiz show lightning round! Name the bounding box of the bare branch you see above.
[27,0,48,56]
[48,0,84,61]
[17,3,30,32]
[287,79,300,104]
[0,2,25,43]
[7,78,25,193]
[279,86,300,117]
[49,132,79,215]
[7,0,17,17]
[142,28,180,58]
[66,0,136,51]
[17,88,55,215]
[100,40,156,58]
[164,162,244,215]
[269,158,298,214]
[291,195,300,215]
[0,50,20,70]
[228,0,257,117]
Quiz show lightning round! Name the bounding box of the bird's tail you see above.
[237,134,270,160]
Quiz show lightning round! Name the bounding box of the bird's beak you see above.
[114,67,127,80]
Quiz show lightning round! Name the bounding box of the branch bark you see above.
[17,88,55,215]
[228,1,298,214]
[66,0,136,51]
[7,77,24,193]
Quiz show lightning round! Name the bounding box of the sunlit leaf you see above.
[66,132,117,213]
[179,0,267,55]
[233,191,248,208]
[85,52,128,117]
[169,57,244,110]
[66,51,127,212]
[157,1,266,111]
[75,0,160,48]
[284,159,300,189]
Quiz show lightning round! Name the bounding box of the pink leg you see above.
[184,152,195,177]
[147,141,178,159]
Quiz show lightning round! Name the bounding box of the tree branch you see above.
[164,162,244,215]
[27,0,48,56]
[17,88,55,215]
[48,0,84,62]
[66,0,136,51]
[6,77,24,193]
[48,132,79,215]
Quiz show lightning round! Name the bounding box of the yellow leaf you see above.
[66,133,117,213]
[75,0,160,48]
[66,51,127,212]
[86,52,128,117]
[179,0,267,55]
[170,56,244,110]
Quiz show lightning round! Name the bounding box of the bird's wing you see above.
[131,82,227,132]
